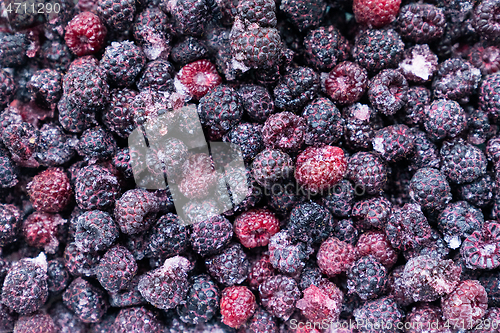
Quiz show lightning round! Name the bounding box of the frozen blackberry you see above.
[237,0,276,27]
[64,12,107,56]
[353,28,404,73]
[0,152,17,189]
[22,211,66,254]
[273,66,320,112]
[113,147,140,179]
[440,139,487,184]
[287,202,334,245]
[220,285,256,328]
[238,84,275,123]
[28,168,72,213]
[279,0,326,32]
[266,181,306,216]
[438,201,484,249]
[432,58,481,101]
[177,274,219,325]
[251,148,294,190]
[178,153,217,200]
[408,129,440,171]
[223,123,264,163]
[74,210,119,253]
[96,245,137,292]
[132,6,170,56]
[268,230,312,276]
[247,254,276,290]
[352,197,392,230]
[102,88,137,139]
[459,174,493,208]
[108,275,145,307]
[112,307,163,333]
[245,308,278,333]
[0,304,15,333]
[138,256,191,309]
[14,312,56,333]
[58,96,98,133]
[74,165,120,211]
[47,259,70,293]
[353,297,403,333]
[302,98,343,146]
[368,69,408,116]
[181,199,220,225]
[198,85,243,140]
[49,301,88,333]
[114,188,159,235]
[296,281,343,324]
[397,4,446,43]
[347,255,387,300]
[100,41,146,88]
[353,0,400,28]
[317,237,358,277]
[424,99,467,142]
[479,73,500,119]
[262,111,306,153]
[3,122,39,167]
[137,60,174,93]
[404,304,447,333]
[1,253,48,315]
[386,203,433,252]
[0,204,22,247]
[298,264,322,290]
[442,280,488,330]
[259,275,301,320]
[399,51,438,88]
[205,243,250,286]
[146,137,188,183]
[171,37,208,64]
[303,26,350,71]
[473,0,500,40]
[467,108,492,146]
[163,0,208,36]
[356,231,398,269]
[333,219,359,246]
[0,69,17,108]
[321,180,355,218]
[468,43,500,75]
[145,213,189,258]
[97,0,136,32]
[35,124,77,167]
[346,152,388,196]
[0,33,28,68]
[343,103,379,150]
[372,125,414,162]
[64,242,101,277]
[461,222,500,270]
[27,69,62,109]
[409,167,452,213]
[325,61,368,105]
[63,277,108,323]
[40,41,72,73]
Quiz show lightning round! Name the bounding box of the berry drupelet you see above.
[64,12,107,56]
[28,168,72,213]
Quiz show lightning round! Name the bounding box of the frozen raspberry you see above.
[440,139,487,184]
[353,297,403,333]
[442,280,488,330]
[47,259,70,293]
[409,167,452,213]
[468,43,500,75]
[0,33,28,68]
[0,204,20,247]
[65,12,107,56]
[332,218,359,246]
[319,181,353,218]
[251,148,294,190]
[368,69,408,116]
[77,127,117,162]
[343,103,379,150]
[353,28,404,73]
[353,0,400,28]
[268,230,312,276]
[220,286,256,328]
[114,189,159,235]
[100,41,146,88]
[0,151,17,189]
[287,202,334,245]
[424,99,467,142]
[245,308,278,333]
[432,58,481,102]
[438,201,484,249]
[397,4,446,42]
[479,73,500,119]
[273,66,319,112]
[146,137,188,183]
[74,210,119,253]
[386,203,433,252]
[64,242,101,277]
[279,0,325,32]
[96,245,137,293]
[317,237,357,277]
[398,44,439,83]
[238,84,275,123]
[27,168,72,213]
[136,60,174,93]
[3,122,39,168]
[26,69,62,109]
[247,255,276,290]
[63,277,108,323]
[347,255,387,300]
[163,0,208,36]
[171,37,209,65]
[295,145,347,195]
[176,59,221,99]
[112,307,163,333]
[223,123,264,163]
[262,111,306,153]
[346,152,388,196]
[40,40,72,72]
[372,125,415,162]
[74,165,120,211]
[325,61,367,105]
[145,213,188,258]
[404,304,447,333]
[461,222,500,270]
[297,281,343,324]
[459,174,494,208]
[473,0,500,40]
[177,274,219,325]
[22,212,66,254]
[178,153,217,200]
[138,256,191,309]
[58,97,98,134]
[234,208,279,248]
[303,26,350,71]
[97,0,135,32]
[356,231,398,268]
[259,275,300,320]
[237,0,276,27]
[205,243,250,286]
[298,265,322,291]
[14,312,56,333]
[49,301,88,333]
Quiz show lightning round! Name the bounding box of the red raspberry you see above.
[262,111,307,153]
[22,212,66,254]
[176,59,222,99]
[296,281,343,323]
[65,12,107,56]
[317,237,358,277]
[234,208,280,248]
[442,280,488,330]
[220,286,257,328]
[295,145,347,194]
[353,0,401,28]
[356,231,398,269]
[27,168,72,213]
[325,61,368,105]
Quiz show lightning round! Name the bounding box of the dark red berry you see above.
[442,280,488,330]
[259,275,301,320]
[96,245,137,292]
[64,12,107,56]
[176,59,222,99]
[397,4,446,42]
[28,168,72,213]
[74,165,120,211]
[317,237,358,277]
[325,61,367,105]
[74,210,119,253]
[112,307,164,333]
[205,243,250,286]
[296,281,343,323]
[22,211,65,254]
[234,208,280,248]
[114,188,159,235]
[368,69,408,116]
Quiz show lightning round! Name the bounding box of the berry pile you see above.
[1,0,500,331]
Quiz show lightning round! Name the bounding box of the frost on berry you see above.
[442,280,488,330]
[220,285,257,328]
[399,44,439,83]
[175,59,222,99]
[64,12,107,56]
[22,212,66,254]
[234,208,280,248]
[461,222,500,270]
[296,282,343,324]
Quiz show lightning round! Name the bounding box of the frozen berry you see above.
[432,58,481,102]
[473,0,500,40]
[468,43,500,75]
[97,0,135,32]
[145,213,189,258]
[353,0,400,28]
[205,243,250,286]
[438,201,484,249]
[346,152,388,196]
[409,167,452,213]
[251,148,294,190]
[398,44,439,83]
[0,204,21,247]
[220,285,256,328]
[176,59,221,99]
[14,312,55,333]
[114,189,159,235]
[296,281,343,324]
[259,275,300,320]
[397,4,446,42]
[234,208,279,248]
[268,230,312,276]
[22,212,66,254]
[461,222,500,270]
[347,255,387,300]
[100,41,146,87]
[324,61,367,105]
[351,196,392,230]
[317,237,357,277]
[0,33,28,68]
[353,297,403,333]
[47,259,70,293]
[27,69,62,109]
[65,12,107,56]
[442,280,488,330]
[96,245,137,292]
[424,99,467,142]
[343,103,379,150]
[479,73,500,119]
[112,307,164,333]
[303,26,350,71]
[368,69,408,116]
[287,202,334,245]
[177,274,219,324]
[247,254,276,291]
[189,215,233,257]
[27,168,72,213]
[279,0,325,32]
[63,277,108,323]
[74,210,119,253]
[302,97,344,146]
[440,139,487,184]
[262,111,306,153]
[238,84,275,123]
[74,165,120,211]
[273,66,319,112]
[356,231,398,268]
[353,28,404,73]
[372,125,415,162]
[386,203,433,252]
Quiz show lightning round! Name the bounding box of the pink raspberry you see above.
[234,208,280,248]
[220,286,256,328]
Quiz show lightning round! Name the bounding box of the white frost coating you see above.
[231,58,251,73]
[373,137,385,155]
[400,54,434,81]
[353,104,371,121]
[174,74,190,98]
[30,252,48,272]
[480,244,497,256]
[162,255,191,274]
[444,235,461,250]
